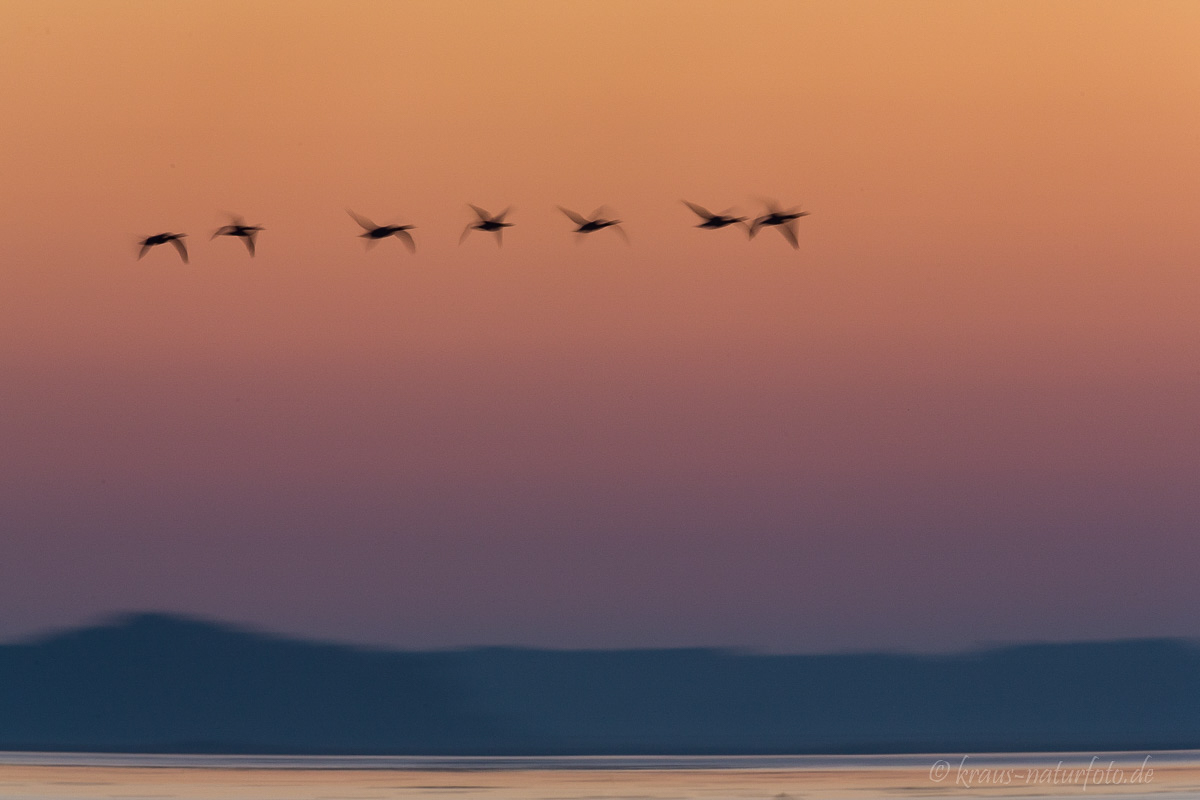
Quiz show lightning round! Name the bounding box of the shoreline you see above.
[1,752,1197,800]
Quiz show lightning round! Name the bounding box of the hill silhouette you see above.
[1,613,1197,754]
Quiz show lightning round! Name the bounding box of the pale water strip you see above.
[1,751,1198,770]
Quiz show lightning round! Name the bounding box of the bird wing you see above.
[395,229,416,253]
[347,209,376,231]
[138,243,151,260]
[558,206,587,226]
[492,228,503,247]
[468,204,491,221]
[683,201,712,220]
[612,223,630,244]
[494,206,512,223]
[170,237,189,263]
[748,218,765,239]
[459,222,475,244]
[244,233,256,257]
[758,197,782,214]
[212,226,232,239]
[778,222,799,249]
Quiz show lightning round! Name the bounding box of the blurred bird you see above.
[138,233,188,263]
[749,200,810,248]
[558,206,628,243]
[460,205,513,246]
[683,201,747,231]
[348,210,416,253]
[212,214,263,256]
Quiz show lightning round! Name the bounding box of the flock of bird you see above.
[137,201,811,263]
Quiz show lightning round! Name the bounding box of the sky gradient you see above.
[1,1,1198,652]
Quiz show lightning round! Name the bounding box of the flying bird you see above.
[460,205,513,246]
[749,200,810,249]
[138,233,188,263]
[212,214,263,256]
[558,206,628,243]
[348,210,416,253]
[682,201,747,231]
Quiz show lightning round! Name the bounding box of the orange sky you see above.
[0,1,1197,650]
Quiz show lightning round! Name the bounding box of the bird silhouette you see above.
[558,206,628,243]
[749,200,810,249]
[348,210,416,253]
[460,205,513,246]
[138,233,188,263]
[212,214,263,256]
[683,201,748,231]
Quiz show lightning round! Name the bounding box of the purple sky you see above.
[1,1,1198,652]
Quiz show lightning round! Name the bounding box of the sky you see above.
[0,1,1197,653]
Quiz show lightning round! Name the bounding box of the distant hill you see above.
[1,613,1197,754]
